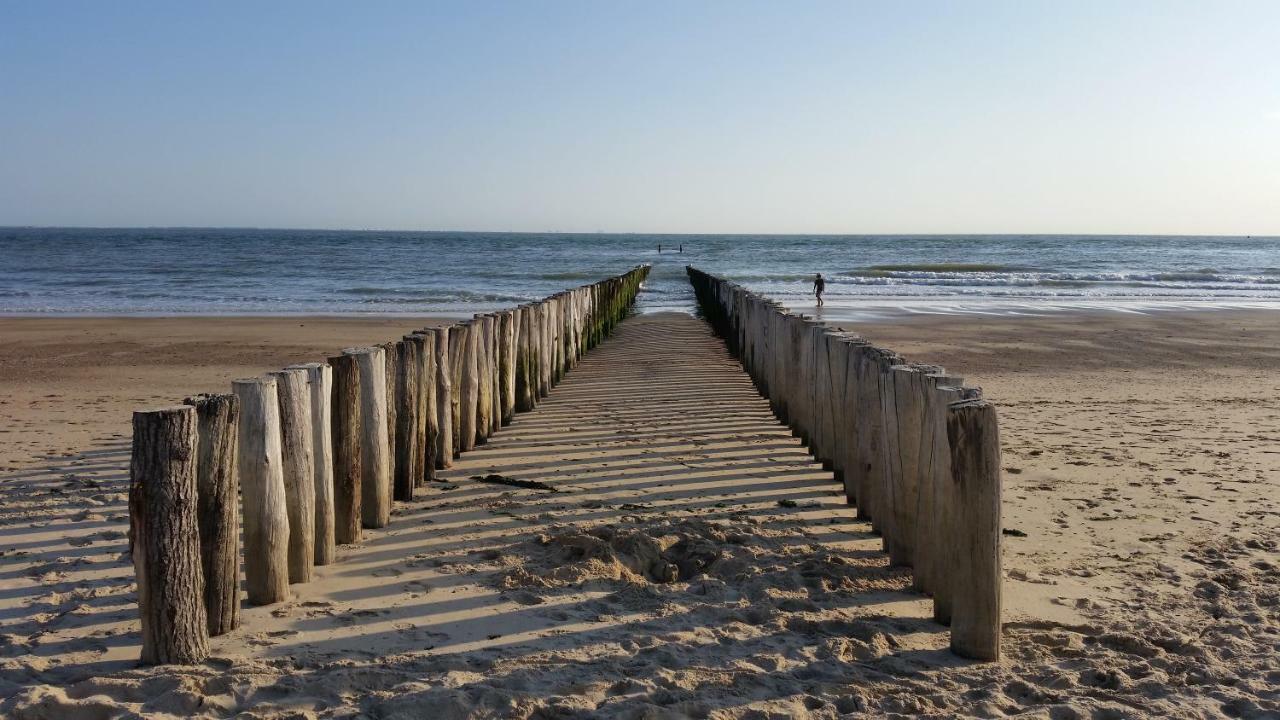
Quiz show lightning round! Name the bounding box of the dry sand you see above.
[0,310,1277,718]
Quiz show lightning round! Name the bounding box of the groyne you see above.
[687,266,1002,660]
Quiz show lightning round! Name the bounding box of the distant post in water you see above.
[947,398,1003,661]
[232,376,290,605]
[182,393,240,637]
[328,353,362,545]
[345,346,391,529]
[270,368,315,583]
[130,405,208,664]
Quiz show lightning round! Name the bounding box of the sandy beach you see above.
[1,309,1277,718]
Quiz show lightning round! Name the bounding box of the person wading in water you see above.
[813,273,825,307]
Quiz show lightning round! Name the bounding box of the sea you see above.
[3,228,1280,322]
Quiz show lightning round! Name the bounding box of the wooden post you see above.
[455,322,479,453]
[850,345,900,527]
[381,341,398,487]
[269,368,315,584]
[130,405,209,664]
[394,337,419,502]
[947,398,1003,661]
[915,380,963,598]
[516,305,538,411]
[286,363,335,566]
[539,300,553,398]
[447,323,467,454]
[344,347,390,529]
[232,377,290,605]
[499,310,516,424]
[474,315,493,445]
[882,364,943,567]
[182,394,239,637]
[488,314,502,435]
[328,353,362,545]
[419,327,440,479]
[433,326,453,468]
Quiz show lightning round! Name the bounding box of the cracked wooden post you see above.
[499,309,516,424]
[474,315,493,445]
[488,314,502,435]
[381,341,398,490]
[270,367,315,584]
[328,353,361,545]
[394,336,420,502]
[232,377,290,605]
[516,304,538,412]
[130,405,209,664]
[182,393,239,637]
[914,379,966,602]
[433,326,453,468]
[409,331,436,484]
[453,322,478,454]
[947,398,1003,661]
[344,346,390,529]
[286,362,335,566]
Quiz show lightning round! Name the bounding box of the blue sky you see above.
[1,2,1277,234]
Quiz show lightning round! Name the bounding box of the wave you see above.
[850,263,1032,276]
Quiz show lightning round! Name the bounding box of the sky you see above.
[1,1,1278,235]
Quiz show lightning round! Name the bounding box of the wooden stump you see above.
[232,377,290,605]
[286,363,335,566]
[394,337,419,502]
[345,347,391,529]
[433,326,453,468]
[947,398,1003,661]
[182,393,240,636]
[130,406,209,664]
[327,353,362,545]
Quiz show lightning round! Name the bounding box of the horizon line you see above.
[1,225,1277,239]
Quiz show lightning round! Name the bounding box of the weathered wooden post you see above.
[947,398,1003,661]
[381,341,399,487]
[499,310,516,424]
[474,315,493,445]
[455,322,479,453]
[269,368,315,584]
[232,377,290,605]
[328,353,362,544]
[130,405,209,664]
[433,326,453,468]
[344,346,390,529]
[516,305,538,411]
[539,300,553,398]
[394,337,420,501]
[914,379,964,599]
[182,393,239,637]
[882,365,922,566]
[488,314,502,435]
[419,330,440,481]
[286,362,335,566]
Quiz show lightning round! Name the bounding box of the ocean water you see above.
[2,228,1279,320]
